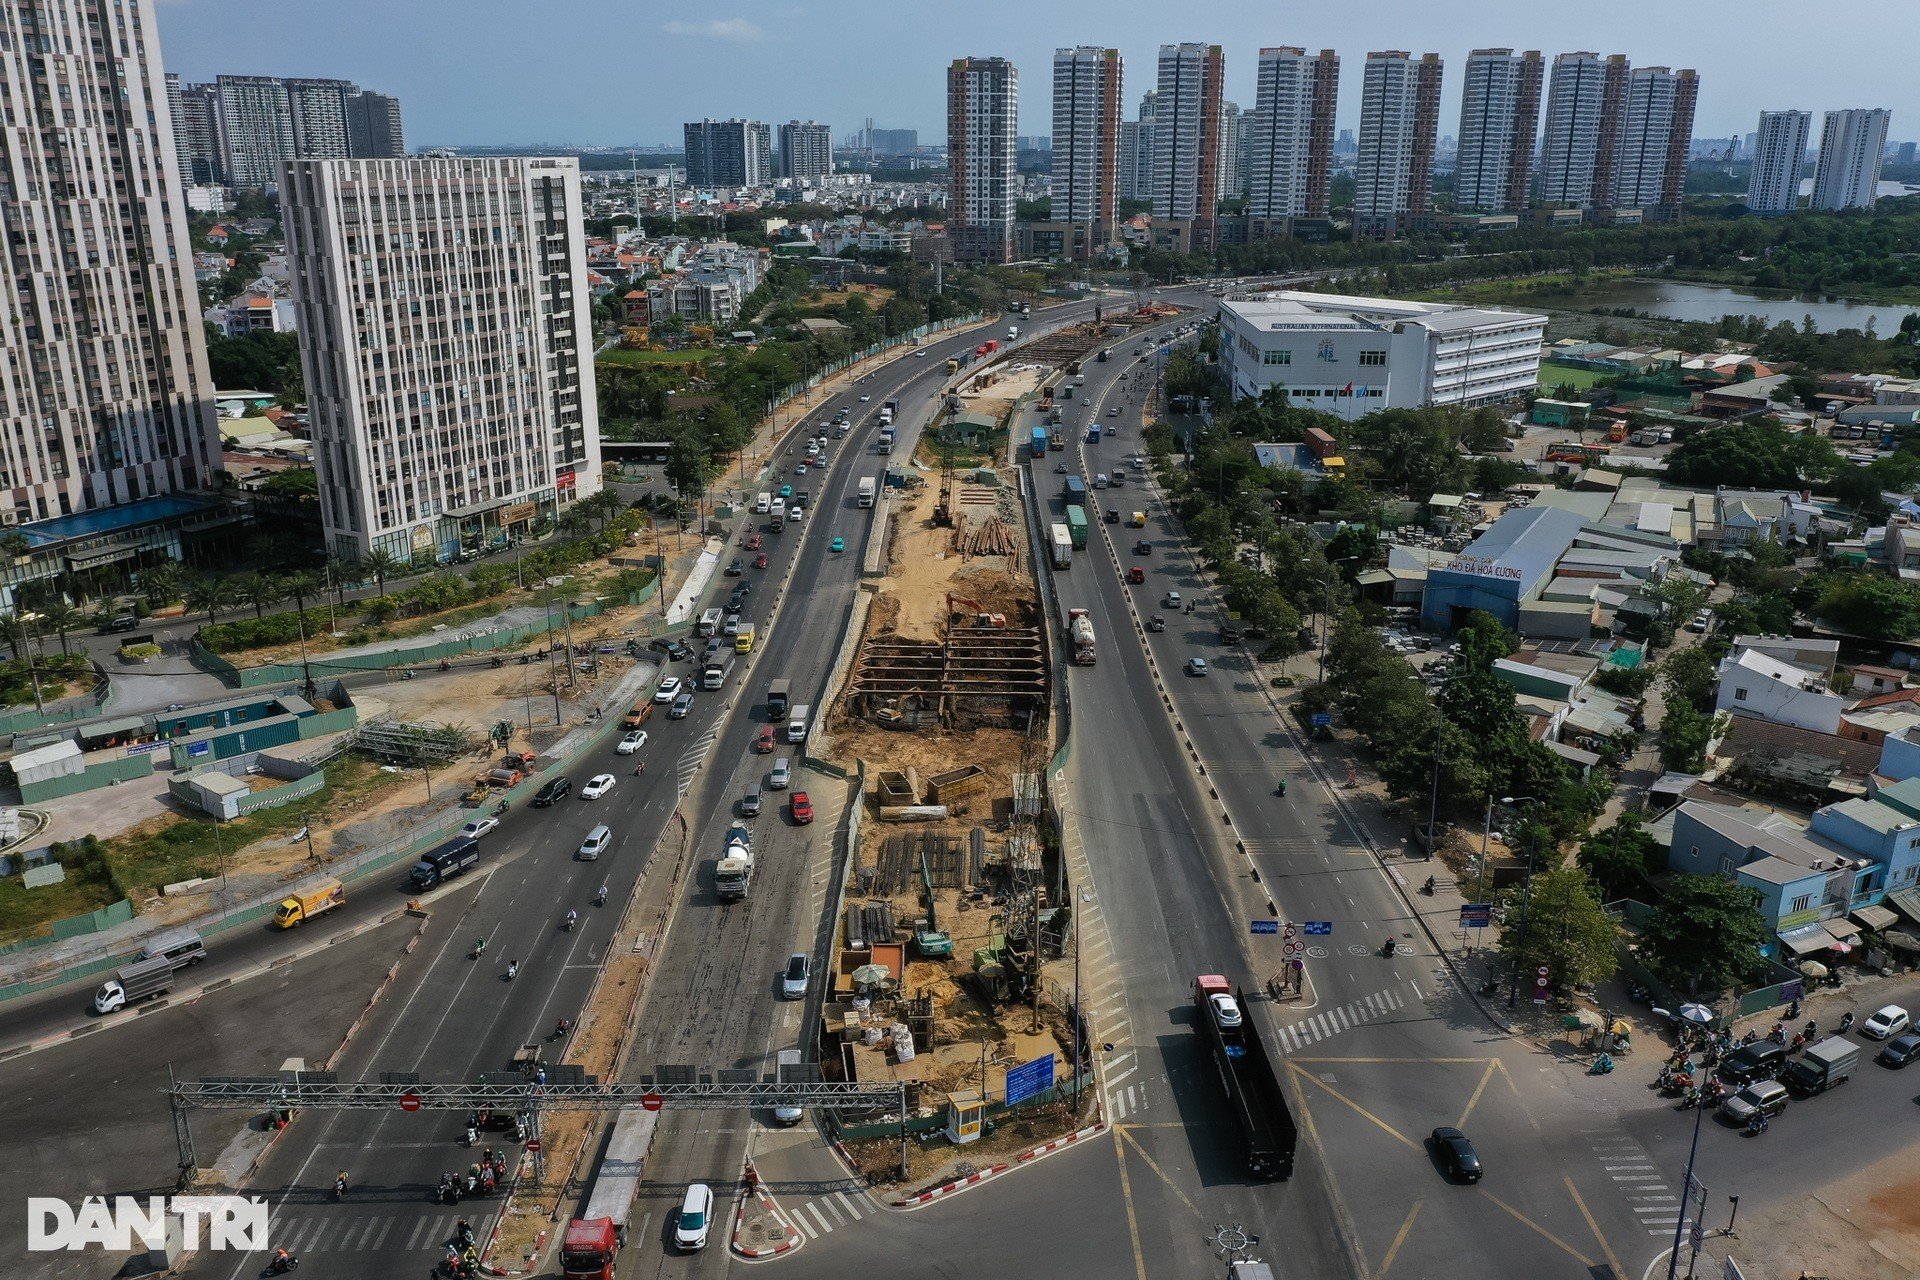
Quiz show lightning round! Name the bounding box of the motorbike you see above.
[1381,939,1397,957]
[1477,977,1500,997]
[594,884,608,907]
[504,961,518,981]
[492,799,509,816]
[490,656,505,669]
[465,1123,478,1147]
[1420,876,1436,896]
[562,911,577,932]
[438,659,451,672]
[1741,1029,1759,1045]
[1275,780,1288,797]
[264,1254,299,1276]
[1803,1019,1818,1039]
[464,1170,478,1195]
[1839,1011,1856,1033]
[1626,983,1649,1004]
[511,1115,528,1143]
[1745,1112,1769,1136]
[1679,1086,1700,1110]
[401,668,416,681]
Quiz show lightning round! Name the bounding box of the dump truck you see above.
[1192,974,1297,1179]
[1064,505,1089,548]
[1784,1036,1860,1095]
[91,956,177,1014]
[274,877,346,929]
[1049,523,1073,569]
[560,1110,660,1280]
[1067,608,1096,665]
[714,824,755,901]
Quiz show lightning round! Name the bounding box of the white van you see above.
[577,824,612,861]
[754,492,771,514]
[786,704,810,744]
[140,927,207,969]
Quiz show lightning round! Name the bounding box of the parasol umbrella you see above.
[1677,1002,1714,1025]
[1799,960,1829,979]
[851,963,891,989]
[1828,940,1854,955]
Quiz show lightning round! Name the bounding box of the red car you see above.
[753,552,769,570]
[1127,565,1146,584]
[744,533,763,551]
[754,726,776,754]
[790,791,814,824]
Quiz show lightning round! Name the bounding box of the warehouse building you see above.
[1216,291,1545,421]
[1420,504,1683,638]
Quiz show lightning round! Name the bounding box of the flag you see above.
[1342,381,1353,395]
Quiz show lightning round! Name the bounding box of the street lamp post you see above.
[1506,800,1541,1009]
[1667,1099,1708,1280]
[1316,556,1358,687]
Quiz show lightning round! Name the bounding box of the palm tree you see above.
[37,599,82,657]
[362,549,402,598]
[185,573,234,627]
[139,560,182,611]
[282,570,324,633]
[233,572,288,620]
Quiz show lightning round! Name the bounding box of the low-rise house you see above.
[1715,648,1845,735]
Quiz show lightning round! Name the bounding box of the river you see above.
[1552,279,1919,333]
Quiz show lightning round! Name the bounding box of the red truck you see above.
[560,1110,658,1280]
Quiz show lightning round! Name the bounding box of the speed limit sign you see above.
[1284,940,1303,957]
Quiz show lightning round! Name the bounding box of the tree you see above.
[281,570,324,635]
[1659,646,1719,713]
[36,599,83,658]
[1642,876,1770,994]
[232,572,287,621]
[1576,815,1659,901]
[1816,574,1920,641]
[1659,699,1723,772]
[138,560,182,610]
[1494,866,1618,991]
[1649,574,1710,630]
[362,549,403,598]
[185,573,234,627]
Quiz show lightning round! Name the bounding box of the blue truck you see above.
[1063,476,1087,505]
[1030,426,1049,459]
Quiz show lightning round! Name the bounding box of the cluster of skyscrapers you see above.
[1747,108,1895,215]
[166,74,405,189]
[946,44,1700,261]
[682,119,834,186]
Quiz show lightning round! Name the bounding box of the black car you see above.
[1878,1033,1920,1068]
[650,638,691,662]
[1430,1127,1482,1182]
[1104,509,1120,524]
[1218,624,1243,645]
[531,776,571,807]
[725,558,745,577]
[1132,540,1153,556]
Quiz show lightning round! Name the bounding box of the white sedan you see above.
[581,774,617,800]
[858,394,871,403]
[616,730,648,755]
[653,676,682,704]
[459,816,499,841]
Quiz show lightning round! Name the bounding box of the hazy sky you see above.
[155,0,1915,149]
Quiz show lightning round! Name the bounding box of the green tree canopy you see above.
[1495,867,1619,991]
[1576,814,1659,901]
[1642,876,1769,994]
[1662,419,1839,490]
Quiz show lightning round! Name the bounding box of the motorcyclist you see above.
[1276,778,1288,797]
[1840,1010,1856,1032]
[334,1170,348,1197]
[595,883,608,906]
[564,909,577,931]
[1422,876,1436,895]
[474,936,486,958]
[505,959,518,980]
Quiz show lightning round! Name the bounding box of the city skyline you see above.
[154,0,1920,149]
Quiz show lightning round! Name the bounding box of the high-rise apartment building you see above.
[1454,49,1543,212]
[1220,101,1244,200]
[282,157,601,564]
[1150,43,1226,228]
[1117,90,1158,202]
[1247,47,1339,221]
[216,74,297,190]
[947,56,1018,264]
[1353,51,1443,235]
[778,121,833,181]
[683,119,773,188]
[1539,52,1629,208]
[285,78,356,159]
[1811,109,1892,210]
[1613,66,1696,212]
[1747,110,1811,215]
[868,128,918,155]
[1050,46,1123,236]
[167,74,226,185]
[346,91,406,159]
[1,0,221,521]
[1232,108,1255,200]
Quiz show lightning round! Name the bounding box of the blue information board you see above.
[1304,921,1332,935]
[1003,1055,1056,1106]
[1249,920,1280,935]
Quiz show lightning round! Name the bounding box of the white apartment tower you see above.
[947,56,1018,264]
[777,121,833,182]
[1247,47,1339,221]
[0,0,221,522]
[282,157,602,564]
[1811,109,1892,211]
[1354,51,1443,235]
[1454,49,1544,212]
[285,78,356,159]
[1539,52,1629,208]
[216,74,297,190]
[1117,90,1158,202]
[1051,46,1123,234]
[1747,110,1811,214]
[1150,43,1226,226]
[1613,66,1697,211]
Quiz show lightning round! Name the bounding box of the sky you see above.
[155,0,1917,150]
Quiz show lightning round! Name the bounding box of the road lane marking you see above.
[1286,1064,1421,1151]
[1115,1125,1205,1222]
[1377,1200,1421,1277]
[1476,1189,1595,1269]
[1454,1059,1499,1129]
[1111,1135,1151,1280]
[1564,1174,1626,1280]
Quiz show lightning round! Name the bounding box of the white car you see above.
[674,1183,714,1251]
[1208,992,1242,1027]
[1185,657,1209,677]
[616,730,648,755]
[782,952,811,1000]
[459,816,499,841]
[1863,1005,1911,1040]
[652,676,681,704]
[581,773,616,800]
[1164,590,1182,609]
[858,394,871,403]
[913,349,926,357]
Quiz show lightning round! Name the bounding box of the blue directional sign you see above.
[1303,921,1333,936]
[1249,919,1281,935]
[1458,903,1494,929]
[1310,712,1333,728]
[1003,1055,1055,1106]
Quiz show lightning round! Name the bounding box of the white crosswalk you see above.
[266,1208,491,1255]
[785,1187,874,1240]
[1581,1128,1684,1236]
[1275,983,1417,1051]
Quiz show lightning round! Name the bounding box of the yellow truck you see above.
[735,622,757,653]
[274,877,345,928]
[1129,511,1147,528]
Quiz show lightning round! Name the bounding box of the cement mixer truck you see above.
[1066,608,1097,666]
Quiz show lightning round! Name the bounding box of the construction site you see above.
[808,316,1196,1187]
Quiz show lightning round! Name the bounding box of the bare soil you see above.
[879,482,1031,641]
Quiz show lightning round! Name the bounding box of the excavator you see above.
[913,852,954,958]
[945,593,1006,630]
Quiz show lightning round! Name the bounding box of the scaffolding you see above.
[846,625,1046,728]
[348,716,475,767]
